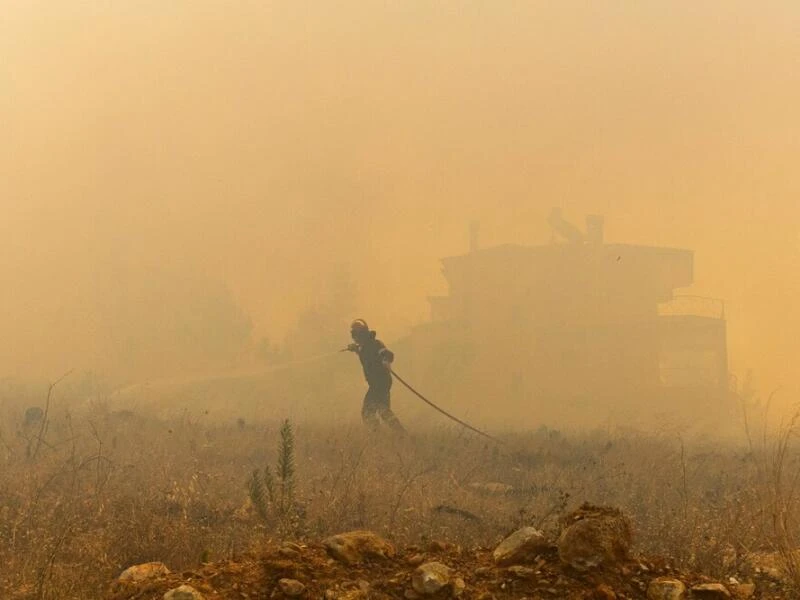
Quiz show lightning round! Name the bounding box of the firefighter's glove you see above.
[346,343,359,353]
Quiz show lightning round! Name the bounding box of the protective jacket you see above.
[356,331,394,388]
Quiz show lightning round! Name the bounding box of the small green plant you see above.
[247,419,299,536]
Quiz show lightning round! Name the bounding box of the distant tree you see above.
[282,264,357,360]
[96,264,253,377]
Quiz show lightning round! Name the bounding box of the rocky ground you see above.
[105,505,792,600]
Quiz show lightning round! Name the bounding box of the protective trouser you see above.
[361,384,405,434]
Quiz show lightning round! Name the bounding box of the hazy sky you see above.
[2,2,799,399]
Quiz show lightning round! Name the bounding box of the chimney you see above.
[586,215,604,244]
[469,221,480,252]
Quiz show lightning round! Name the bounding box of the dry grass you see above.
[0,394,799,599]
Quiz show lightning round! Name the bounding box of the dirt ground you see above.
[105,538,790,600]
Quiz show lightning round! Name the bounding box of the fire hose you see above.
[341,347,500,443]
[389,368,501,443]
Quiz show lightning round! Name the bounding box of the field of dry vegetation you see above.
[1,389,799,599]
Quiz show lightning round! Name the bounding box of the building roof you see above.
[440,242,694,291]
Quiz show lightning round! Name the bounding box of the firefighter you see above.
[346,319,406,433]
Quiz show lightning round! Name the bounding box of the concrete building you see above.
[397,212,732,427]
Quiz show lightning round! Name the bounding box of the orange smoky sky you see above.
[1,2,798,403]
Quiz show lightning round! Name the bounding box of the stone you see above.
[23,406,43,426]
[690,583,731,599]
[278,547,301,559]
[279,578,306,596]
[507,566,535,578]
[278,541,304,559]
[492,527,549,566]
[746,550,791,580]
[338,589,369,599]
[323,530,395,564]
[732,583,755,599]
[407,553,425,566]
[558,504,632,570]
[595,583,616,599]
[411,561,452,595]
[163,585,204,600]
[646,578,686,600]
[451,577,466,597]
[118,562,170,582]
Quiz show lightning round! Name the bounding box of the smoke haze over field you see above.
[2,2,799,406]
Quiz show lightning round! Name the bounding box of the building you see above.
[396,211,732,427]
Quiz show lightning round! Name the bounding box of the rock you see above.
[451,577,466,597]
[428,540,448,552]
[278,547,301,559]
[595,583,616,599]
[279,578,306,596]
[732,583,755,599]
[118,562,170,582]
[492,527,549,566]
[163,585,204,600]
[558,504,632,570]
[411,562,452,595]
[278,542,304,558]
[746,550,793,580]
[646,577,686,600]
[690,583,731,599]
[337,588,369,599]
[323,531,395,564]
[23,406,43,426]
[507,566,535,579]
[407,553,425,566]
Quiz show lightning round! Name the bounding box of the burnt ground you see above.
[105,539,790,600]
